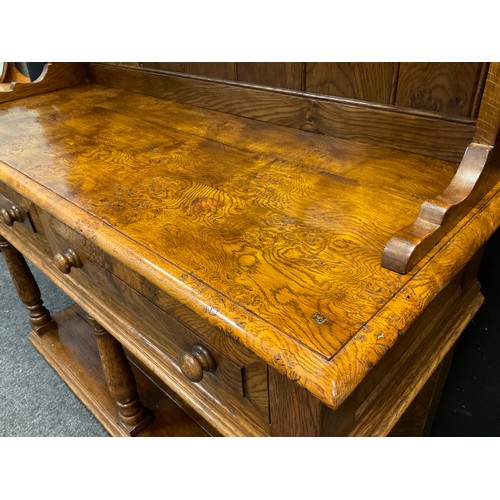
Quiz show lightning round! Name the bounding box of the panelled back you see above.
[132,62,488,119]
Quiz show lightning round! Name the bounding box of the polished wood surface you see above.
[143,63,306,90]
[179,344,217,383]
[1,205,24,226]
[0,191,270,435]
[0,80,460,406]
[87,63,475,163]
[0,190,36,232]
[0,83,458,356]
[2,66,500,411]
[1,62,499,436]
[349,280,484,436]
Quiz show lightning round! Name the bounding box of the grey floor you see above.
[0,255,108,437]
[1,234,499,437]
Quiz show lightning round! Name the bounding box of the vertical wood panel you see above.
[305,62,398,103]
[143,62,184,72]
[110,63,487,119]
[141,62,236,80]
[268,368,322,436]
[396,62,483,117]
[236,62,304,90]
[474,62,500,146]
[470,63,489,118]
[103,62,142,68]
[183,63,236,80]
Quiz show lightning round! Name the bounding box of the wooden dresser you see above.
[1,62,499,436]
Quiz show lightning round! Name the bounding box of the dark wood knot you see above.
[179,343,217,382]
[1,204,24,226]
[54,248,82,274]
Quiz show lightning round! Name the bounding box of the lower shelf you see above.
[29,305,210,437]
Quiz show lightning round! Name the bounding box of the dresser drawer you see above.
[38,210,270,433]
[0,184,48,244]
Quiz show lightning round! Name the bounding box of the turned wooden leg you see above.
[89,316,153,436]
[0,235,54,334]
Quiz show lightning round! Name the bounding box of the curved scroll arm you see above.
[382,143,499,273]
[382,62,500,274]
[0,63,87,104]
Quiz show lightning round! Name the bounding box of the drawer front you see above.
[0,184,51,256]
[0,184,44,237]
[39,210,270,432]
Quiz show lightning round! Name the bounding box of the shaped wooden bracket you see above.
[0,63,87,104]
[382,62,500,274]
[382,142,499,273]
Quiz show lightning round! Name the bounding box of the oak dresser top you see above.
[1,81,497,408]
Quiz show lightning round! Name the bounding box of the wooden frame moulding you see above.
[382,62,500,274]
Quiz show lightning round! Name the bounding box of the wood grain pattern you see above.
[388,348,455,437]
[140,62,307,91]
[350,282,483,436]
[104,63,488,119]
[2,214,270,435]
[470,63,490,118]
[39,207,271,424]
[103,62,142,68]
[347,264,477,436]
[306,62,398,103]
[268,367,323,436]
[382,143,499,273]
[474,62,500,146]
[86,63,475,162]
[396,63,484,117]
[1,63,499,415]
[331,179,500,409]
[2,198,270,435]
[142,62,236,80]
[237,62,304,90]
[0,83,459,361]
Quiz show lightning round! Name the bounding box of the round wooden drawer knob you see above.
[179,344,217,382]
[54,248,82,274]
[1,205,24,226]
